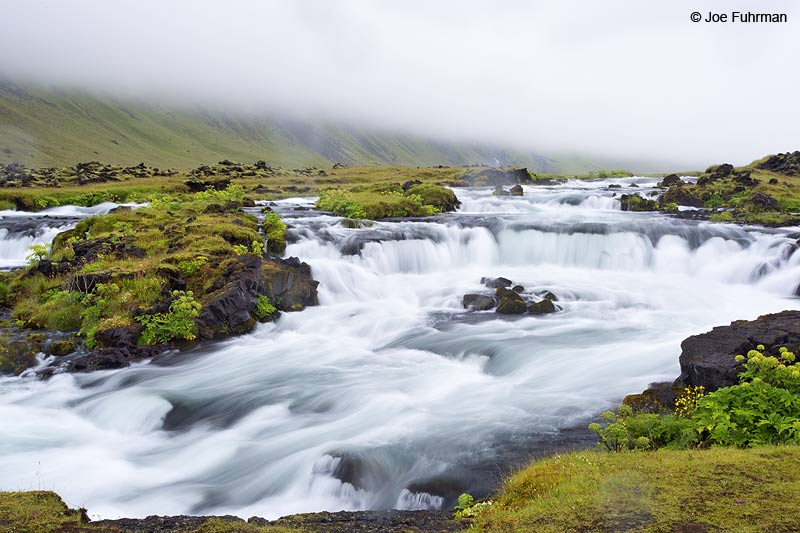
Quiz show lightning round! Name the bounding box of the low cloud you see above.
[1,0,798,167]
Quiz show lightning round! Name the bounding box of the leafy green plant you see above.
[177,255,209,276]
[255,295,277,320]
[453,492,493,520]
[25,244,50,266]
[137,290,201,345]
[692,345,800,446]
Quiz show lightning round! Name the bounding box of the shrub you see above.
[137,290,201,345]
[692,346,800,446]
[453,493,493,520]
[316,189,367,219]
[25,244,50,267]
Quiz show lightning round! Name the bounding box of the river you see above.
[1,178,799,519]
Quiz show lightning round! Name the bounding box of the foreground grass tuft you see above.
[471,445,800,532]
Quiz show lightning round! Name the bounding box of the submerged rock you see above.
[462,294,496,311]
[528,299,557,315]
[482,276,512,288]
[492,184,510,196]
[496,297,527,314]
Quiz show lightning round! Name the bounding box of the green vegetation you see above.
[659,152,800,225]
[470,446,800,532]
[460,343,800,531]
[0,184,292,370]
[263,211,287,254]
[255,295,277,320]
[316,183,458,219]
[137,290,202,345]
[588,345,800,451]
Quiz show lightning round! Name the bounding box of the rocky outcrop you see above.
[756,151,800,176]
[675,310,800,391]
[198,255,319,338]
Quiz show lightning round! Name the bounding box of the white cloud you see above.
[1,0,798,167]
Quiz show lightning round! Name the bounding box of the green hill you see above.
[0,81,565,171]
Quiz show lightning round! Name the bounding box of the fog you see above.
[1,0,798,167]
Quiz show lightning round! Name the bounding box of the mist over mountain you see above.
[0,81,668,172]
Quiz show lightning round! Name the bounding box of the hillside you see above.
[0,81,563,171]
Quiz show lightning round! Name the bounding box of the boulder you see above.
[197,255,262,338]
[675,310,800,391]
[748,192,779,212]
[620,193,659,212]
[543,291,558,301]
[462,294,496,311]
[657,174,684,188]
[661,187,705,208]
[509,184,524,196]
[492,185,510,196]
[512,285,525,293]
[47,339,76,356]
[528,299,557,315]
[495,287,524,301]
[496,297,527,314]
[482,276,512,289]
[259,256,320,311]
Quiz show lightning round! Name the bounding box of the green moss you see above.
[263,211,287,255]
[316,184,458,219]
[0,491,93,532]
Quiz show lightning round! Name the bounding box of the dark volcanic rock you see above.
[756,151,800,176]
[96,514,242,532]
[661,187,705,208]
[509,184,524,196]
[259,256,319,311]
[496,298,527,314]
[461,167,533,187]
[197,255,262,338]
[528,299,557,315]
[675,310,800,391]
[99,510,461,533]
[749,192,779,212]
[657,174,684,188]
[482,276,512,289]
[462,294,496,311]
[492,184,509,196]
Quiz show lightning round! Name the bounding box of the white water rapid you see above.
[1,179,799,519]
[0,203,145,270]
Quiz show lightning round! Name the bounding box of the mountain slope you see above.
[0,81,562,170]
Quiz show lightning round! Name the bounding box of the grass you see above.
[471,445,800,532]
[0,491,302,532]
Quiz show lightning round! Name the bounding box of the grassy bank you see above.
[471,445,800,532]
[0,491,301,532]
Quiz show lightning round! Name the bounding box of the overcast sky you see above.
[1,0,798,167]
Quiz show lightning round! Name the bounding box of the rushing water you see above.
[0,203,144,270]
[1,178,799,519]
